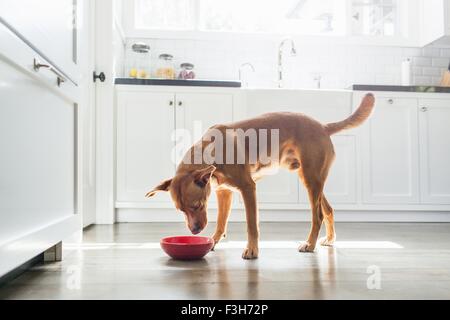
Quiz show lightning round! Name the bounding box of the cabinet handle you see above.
[33,58,66,87]
[387,98,394,104]
[420,107,428,112]
[178,101,183,106]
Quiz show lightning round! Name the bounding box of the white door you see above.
[175,92,234,205]
[418,99,450,204]
[0,0,81,82]
[80,0,96,227]
[361,96,420,204]
[116,91,176,205]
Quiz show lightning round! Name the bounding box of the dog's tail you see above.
[324,93,375,136]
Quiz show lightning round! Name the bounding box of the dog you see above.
[146,93,375,259]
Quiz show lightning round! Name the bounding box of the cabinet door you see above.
[175,92,234,205]
[175,92,233,143]
[418,99,450,204]
[321,135,357,203]
[361,96,420,204]
[0,38,77,246]
[419,0,446,45]
[116,91,175,204]
[245,90,352,204]
[0,0,80,82]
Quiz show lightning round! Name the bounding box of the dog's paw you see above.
[319,236,335,247]
[210,232,226,251]
[298,242,315,253]
[242,245,259,259]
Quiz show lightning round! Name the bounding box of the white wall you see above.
[121,37,450,89]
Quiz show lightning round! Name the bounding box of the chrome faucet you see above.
[278,38,297,88]
[239,62,256,87]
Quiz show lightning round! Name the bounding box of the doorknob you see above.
[93,71,106,83]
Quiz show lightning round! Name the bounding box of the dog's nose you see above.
[191,223,202,235]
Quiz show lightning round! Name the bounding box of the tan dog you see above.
[146,93,375,259]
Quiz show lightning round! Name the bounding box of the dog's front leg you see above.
[211,189,233,250]
[240,183,259,259]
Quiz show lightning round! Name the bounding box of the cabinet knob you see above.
[169,101,174,106]
[420,106,428,112]
[178,101,183,106]
[387,98,394,104]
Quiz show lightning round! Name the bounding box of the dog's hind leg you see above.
[319,194,336,246]
[297,150,334,252]
[211,189,233,249]
[298,175,324,253]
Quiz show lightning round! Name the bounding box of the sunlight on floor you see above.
[64,240,403,250]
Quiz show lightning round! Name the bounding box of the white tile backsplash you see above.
[122,37,450,88]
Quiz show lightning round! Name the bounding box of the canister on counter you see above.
[178,63,195,79]
[128,42,151,79]
[155,54,176,79]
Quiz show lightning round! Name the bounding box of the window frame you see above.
[122,0,421,47]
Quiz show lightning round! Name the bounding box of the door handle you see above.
[33,58,67,87]
[93,71,106,83]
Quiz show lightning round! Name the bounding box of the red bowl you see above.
[160,236,214,260]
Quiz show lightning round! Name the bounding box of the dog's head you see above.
[146,165,216,235]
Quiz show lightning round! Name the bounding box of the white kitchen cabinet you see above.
[322,135,357,204]
[174,92,234,163]
[418,99,450,204]
[360,95,420,204]
[116,91,175,205]
[0,0,81,82]
[0,22,80,277]
[175,92,234,205]
[298,135,357,204]
[419,0,450,45]
[245,90,353,204]
[116,89,236,207]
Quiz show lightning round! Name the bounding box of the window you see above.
[128,0,406,39]
[350,0,399,36]
[132,0,347,36]
[134,0,196,30]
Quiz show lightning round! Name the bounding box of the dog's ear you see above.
[145,178,172,197]
[193,165,216,188]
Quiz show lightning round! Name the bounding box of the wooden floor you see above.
[1,222,450,299]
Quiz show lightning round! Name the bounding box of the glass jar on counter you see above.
[178,63,195,79]
[128,42,151,79]
[155,54,176,79]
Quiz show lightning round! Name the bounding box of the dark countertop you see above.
[115,78,242,88]
[352,84,450,93]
